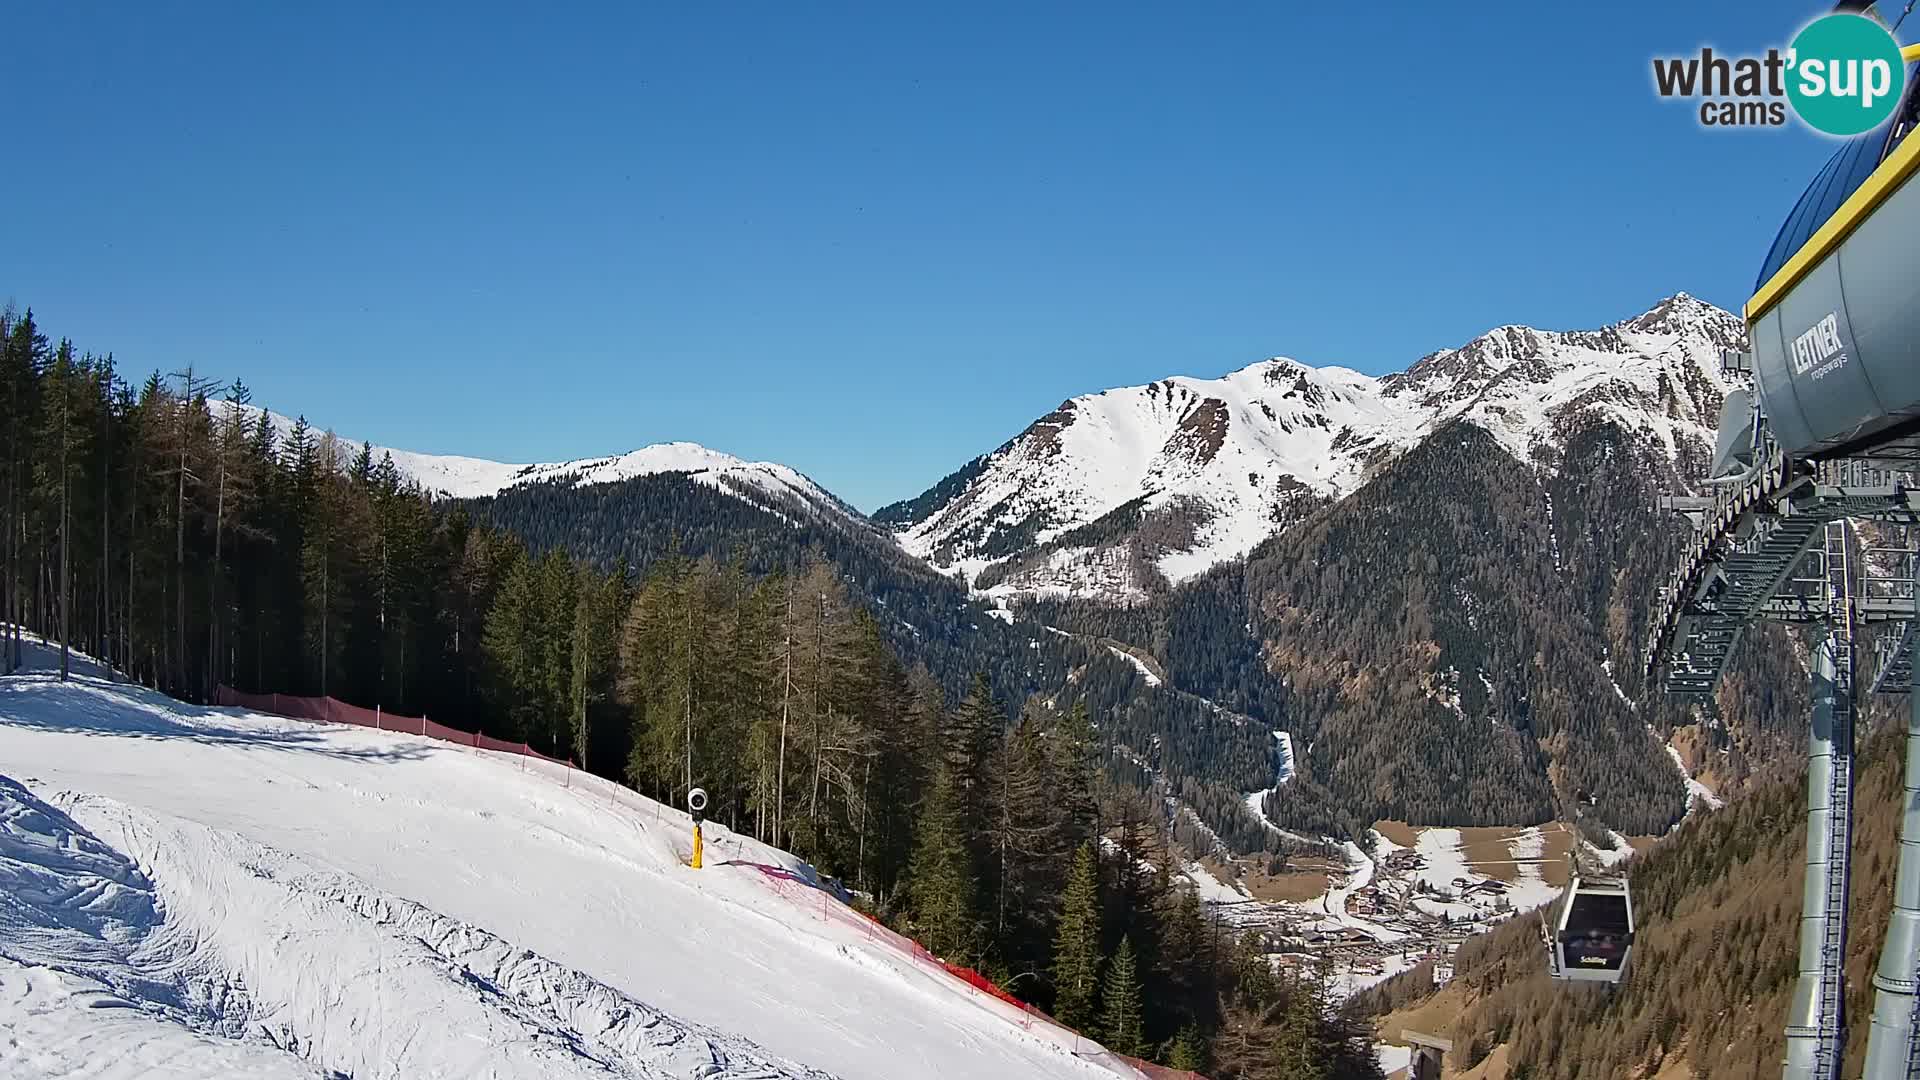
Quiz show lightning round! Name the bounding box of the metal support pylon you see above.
[1786,520,1857,1080]
[1818,520,1855,1078]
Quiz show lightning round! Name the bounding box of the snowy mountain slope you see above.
[883,293,1742,599]
[0,669,1139,1080]
[229,403,861,528]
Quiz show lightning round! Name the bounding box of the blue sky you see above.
[2,2,1867,509]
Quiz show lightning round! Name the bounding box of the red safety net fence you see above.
[215,685,575,770]
[735,862,1205,1080]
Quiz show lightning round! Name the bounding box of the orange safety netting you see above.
[215,685,574,768]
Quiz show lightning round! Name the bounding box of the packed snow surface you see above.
[0,667,1140,1080]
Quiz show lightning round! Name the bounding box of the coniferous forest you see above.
[0,307,1380,1076]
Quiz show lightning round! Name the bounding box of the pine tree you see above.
[1155,886,1218,1035]
[569,564,624,769]
[206,383,256,693]
[1047,699,1100,851]
[790,556,855,863]
[165,364,220,698]
[1105,790,1170,963]
[907,762,978,961]
[1166,1025,1207,1073]
[858,662,938,902]
[1052,840,1103,1031]
[486,547,579,745]
[0,310,43,672]
[35,342,82,680]
[994,704,1069,962]
[618,551,697,794]
[301,432,356,698]
[534,551,578,749]
[1273,984,1326,1080]
[746,571,789,841]
[946,672,1004,920]
[1232,929,1277,1009]
[1101,935,1145,1057]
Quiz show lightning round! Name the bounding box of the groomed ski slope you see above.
[0,659,1139,1080]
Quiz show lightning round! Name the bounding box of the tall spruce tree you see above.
[569,564,625,769]
[1166,1026,1208,1073]
[1101,935,1145,1057]
[994,704,1069,964]
[907,762,978,961]
[945,672,1004,919]
[1052,840,1103,1031]
[1154,887,1218,1038]
[1048,699,1100,851]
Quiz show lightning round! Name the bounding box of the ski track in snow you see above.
[0,665,1141,1080]
[4,775,827,1080]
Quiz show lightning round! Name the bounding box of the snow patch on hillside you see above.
[1105,646,1161,687]
[1502,827,1562,912]
[1412,830,1469,892]
[1240,732,1300,842]
[1271,731,1296,785]
[1180,862,1250,904]
[1584,830,1637,869]
[1667,742,1723,811]
[1601,659,1635,710]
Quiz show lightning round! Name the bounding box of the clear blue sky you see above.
[2,2,1867,510]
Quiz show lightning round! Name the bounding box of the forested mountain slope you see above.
[1033,412,1809,837]
[1358,702,1911,1079]
[468,472,1291,856]
[467,296,1806,840]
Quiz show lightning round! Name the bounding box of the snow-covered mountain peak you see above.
[233,405,855,526]
[886,294,1741,601]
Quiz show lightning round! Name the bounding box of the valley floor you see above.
[0,654,1139,1080]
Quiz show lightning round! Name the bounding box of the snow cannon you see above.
[1745,43,1920,460]
[686,787,708,869]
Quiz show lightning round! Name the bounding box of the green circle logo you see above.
[1787,13,1907,136]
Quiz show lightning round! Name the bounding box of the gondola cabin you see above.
[1746,42,1920,461]
[1550,874,1635,985]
